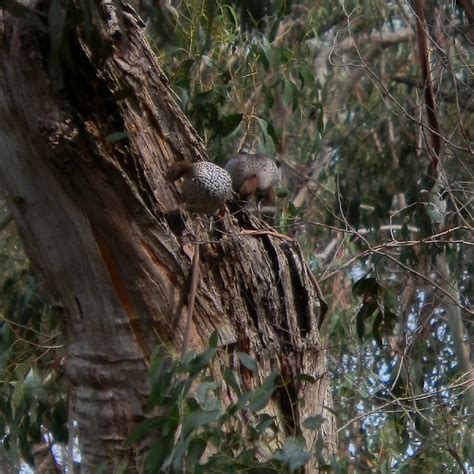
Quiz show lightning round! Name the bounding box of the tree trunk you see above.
[0,2,336,471]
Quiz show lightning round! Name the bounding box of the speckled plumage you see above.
[225,153,279,202]
[166,160,232,215]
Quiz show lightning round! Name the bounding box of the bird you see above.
[165,160,233,215]
[225,152,279,205]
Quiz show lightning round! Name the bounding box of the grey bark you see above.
[0,2,336,471]
[437,255,474,410]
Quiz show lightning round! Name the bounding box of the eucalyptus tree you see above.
[0,0,335,471]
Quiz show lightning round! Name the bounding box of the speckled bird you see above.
[166,160,232,215]
[225,153,279,204]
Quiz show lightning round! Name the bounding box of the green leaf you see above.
[149,354,174,408]
[274,437,311,472]
[50,402,68,443]
[234,390,253,411]
[196,381,219,410]
[1,322,13,348]
[259,36,273,70]
[19,431,34,466]
[182,409,220,436]
[181,349,197,367]
[356,302,378,340]
[290,81,299,112]
[266,120,279,151]
[11,382,24,418]
[255,414,276,434]
[299,67,314,90]
[372,311,384,349]
[302,415,325,431]
[221,4,238,29]
[28,398,39,428]
[187,437,207,467]
[383,289,398,311]
[220,113,242,137]
[256,117,276,157]
[14,358,33,381]
[283,78,293,108]
[287,201,299,219]
[310,102,325,133]
[188,347,218,376]
[168,378,192,401]
[171,435,192,473]
[48,0,67,84]
[261,372,279,391]
[248,387,274,412]
[24,368,47,403]
[208,331,218,348]
[352,277,379,297]
[223,367,241,396]
[145,436,174,473]
[237,352,258,373]
[384,310,398,334]
[127,416,164,444]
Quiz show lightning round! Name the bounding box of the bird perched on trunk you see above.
[166,160,232,215]
[225,153,279,205]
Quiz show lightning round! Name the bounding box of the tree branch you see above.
[414,0,441,169]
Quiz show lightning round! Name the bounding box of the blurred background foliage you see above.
[0,0,472,471]
[0,198,66,471]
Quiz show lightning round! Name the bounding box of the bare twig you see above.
[181,235,200,359]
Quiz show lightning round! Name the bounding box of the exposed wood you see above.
[181,231,200,358]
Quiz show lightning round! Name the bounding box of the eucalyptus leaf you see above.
[274,437,311,472]
[237,352,258,373]
[356,302,378,339]
[302,415,325,431]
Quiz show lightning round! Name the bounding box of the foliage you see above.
[0,206,67,470]
[145,0,324,165]
[129,337,331,473]
[136,0,474,470]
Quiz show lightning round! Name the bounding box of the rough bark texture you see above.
[0,2,336,471]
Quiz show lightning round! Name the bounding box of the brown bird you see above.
[225,153,279,205]
[166,160,232,215]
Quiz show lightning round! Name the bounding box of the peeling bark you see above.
[0,2,336,471]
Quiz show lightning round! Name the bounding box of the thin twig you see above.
[181,235,200,359]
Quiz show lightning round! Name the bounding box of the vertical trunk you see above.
[437,255,474,409]
[0,2,336,470]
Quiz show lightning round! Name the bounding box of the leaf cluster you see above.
[129,336,334,473]
[0,269,66,468]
